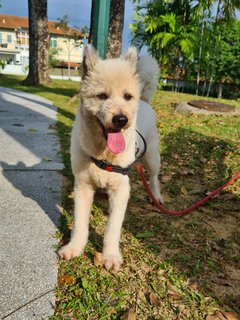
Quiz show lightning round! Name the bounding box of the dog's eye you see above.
[124,93,133,101]
[97,92,109,100]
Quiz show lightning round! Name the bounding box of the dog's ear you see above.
[82,45,99,79]
[124,47,138,69]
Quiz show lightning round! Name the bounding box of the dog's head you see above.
[80,45,140,154]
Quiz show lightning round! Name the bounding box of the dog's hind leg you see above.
[143,132,163,204]
[103,177,130,271]
[58,182,95,260]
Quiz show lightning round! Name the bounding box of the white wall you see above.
[1,64,81,81]
[1,64,27,75]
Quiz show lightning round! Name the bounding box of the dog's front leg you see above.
[58,182,94,260]
[103,176,130,271]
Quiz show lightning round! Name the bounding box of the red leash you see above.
[136,164,240,216]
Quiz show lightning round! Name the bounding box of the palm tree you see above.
[207,0,240,96]
[193,0,214,95]
[131,1,196,86]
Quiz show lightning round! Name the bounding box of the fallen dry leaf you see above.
[162,192,171,203]
[121,308,137,320]
[68,191,74,199]
[211,277,235,287]
[205,315,221,320]
[205,191,219,199]
[94,251,104,267]
[211,239,226,252]
[206,311,240,320]
[145,203,160,212]
[221,311,240,320]
[181,185,188,196]
[106,307,116,315]
[171,152,181,160]
[200,157,208,164]
[179,167,195,175]
[219,193,236,201]
[160,174,172,183]
[167,289,182,300]
[188,187,203,195]
[149,292,161,307]
[190,281,199,290]
[197,206,212,213]
[59,274,75,285]
[214,311,229,320]
[67,223,74,230]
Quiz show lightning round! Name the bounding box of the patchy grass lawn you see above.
[1,75,239,320]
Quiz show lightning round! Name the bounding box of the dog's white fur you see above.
[58,45,162,270]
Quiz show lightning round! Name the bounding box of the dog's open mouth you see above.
[98,120,125,154]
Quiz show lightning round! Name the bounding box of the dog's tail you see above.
[137,55,159,103]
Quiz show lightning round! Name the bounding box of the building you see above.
[0,14,87,77]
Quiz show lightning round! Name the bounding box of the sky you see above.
[0,0,135,52]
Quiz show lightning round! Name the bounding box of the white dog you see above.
[58,45,162,270]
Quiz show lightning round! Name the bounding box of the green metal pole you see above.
[92,0,111,59]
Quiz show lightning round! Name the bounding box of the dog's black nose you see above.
[112,114,128,128]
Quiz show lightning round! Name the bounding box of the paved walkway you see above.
[0,87,63,319]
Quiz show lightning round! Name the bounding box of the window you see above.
[15,30,29,48]
[7,35,12,43]
[50,36,57,48]
[21,55,29,65]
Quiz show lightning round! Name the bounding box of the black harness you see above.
[91,130,147,175]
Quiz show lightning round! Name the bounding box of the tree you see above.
[107,0,125,58]
[89,0,95,44]
[23,0,50,85]
[48,47,61,69]
[193,0,214,95]
[130,0,240,98]
[0,59,7,74]
[130,1,197,84]
[54,15,83,79]
[89,0,125,58]
[214,19,240,98]
[206,0,240,96]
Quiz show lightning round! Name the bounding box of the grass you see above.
[0,75,239,319]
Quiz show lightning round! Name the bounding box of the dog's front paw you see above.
[150,191,164,205]
[58,244,83,260]
[103,253,123,271]
[156,194,164,205]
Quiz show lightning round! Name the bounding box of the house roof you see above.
[0,14,87,38]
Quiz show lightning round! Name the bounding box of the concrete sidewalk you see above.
[0,87,63,319]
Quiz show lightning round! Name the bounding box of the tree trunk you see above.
[107,0,125,58]
[88,0,95,44]
[23,0,50,85]
[196,13,205,96]
[217,81,223,99]
[206,0,221,96]
[68,49,71,79]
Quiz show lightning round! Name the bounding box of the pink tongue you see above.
[107,132,125,154]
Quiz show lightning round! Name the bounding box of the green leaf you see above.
[27,128,38,132]
[81,277,89,289]
[136,231,155,239]
[42,156,52,162]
